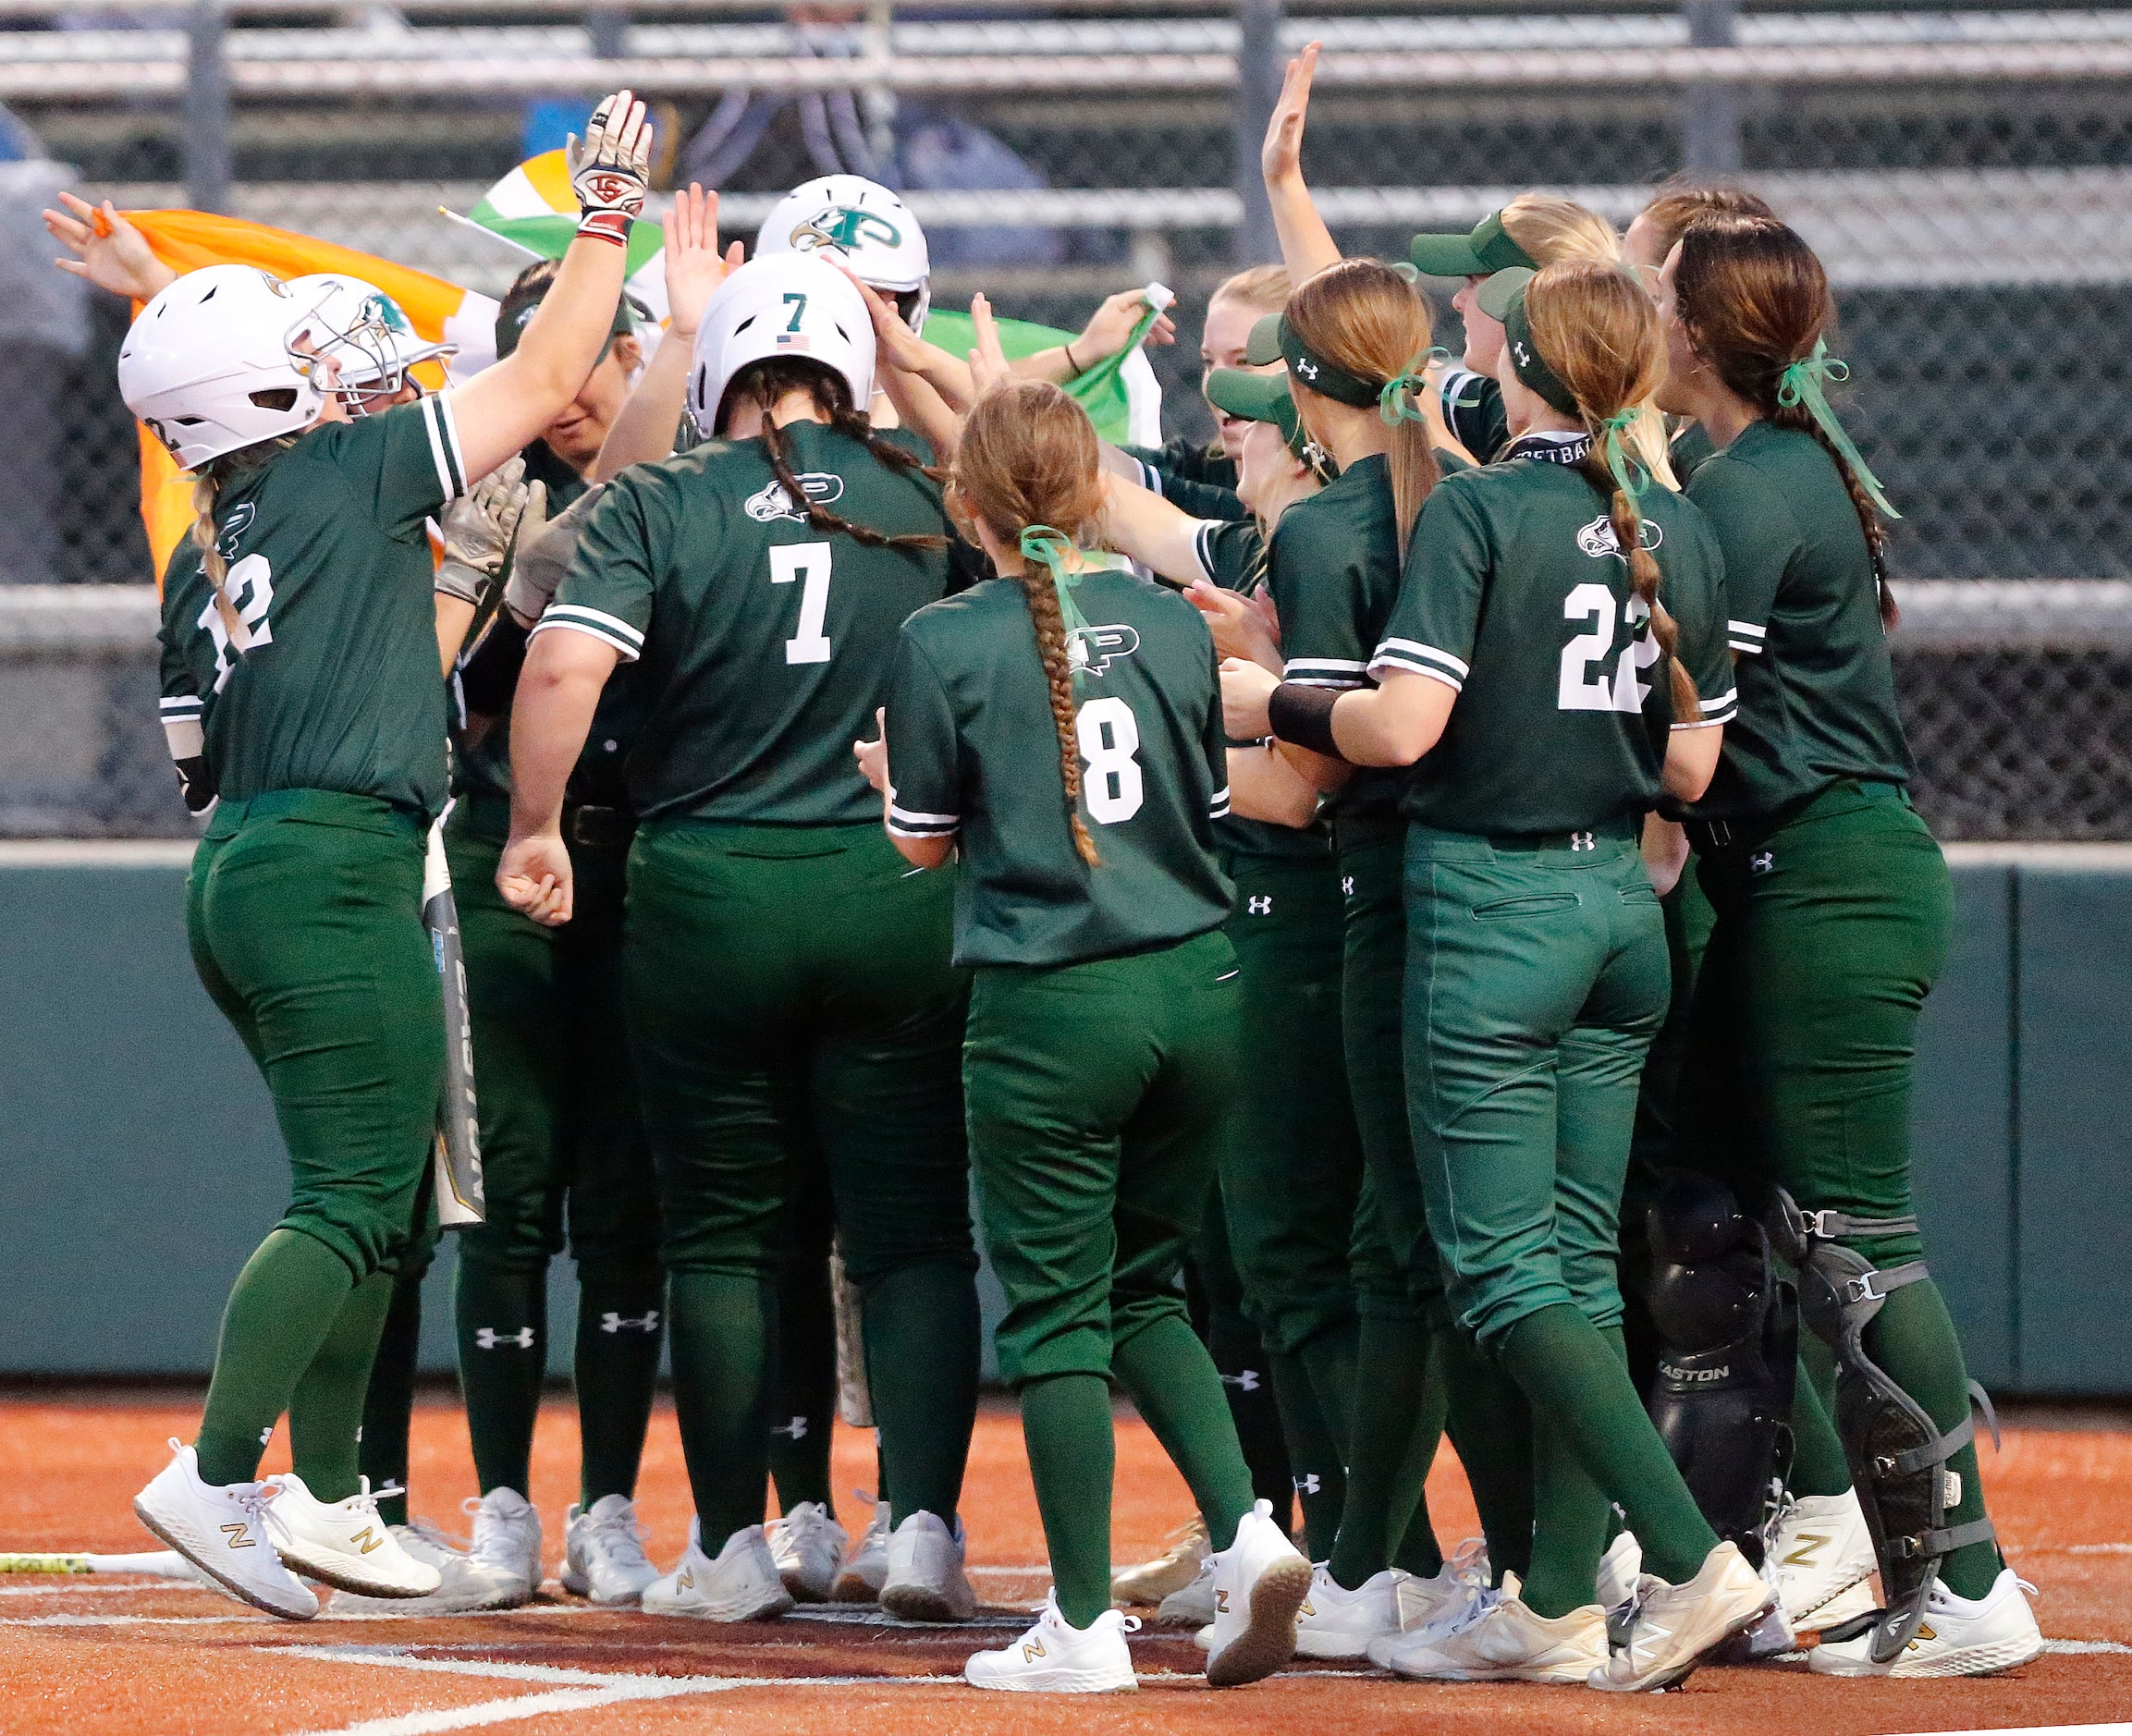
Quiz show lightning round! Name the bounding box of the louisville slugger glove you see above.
[570,90,654,249]
[435,455,531,605]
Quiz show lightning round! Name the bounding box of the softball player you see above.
[1657,213,2042,1677]
[1232,257,1766,1689]
[863,377,1308,1693]
[125,92,653,1620]
[501,251,980,1625]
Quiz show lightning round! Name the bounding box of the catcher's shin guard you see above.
[1779,1193,2000,1664]
[1643,1173,1798,1560]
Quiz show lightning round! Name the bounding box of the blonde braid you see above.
[190,470,243,642]
[1015,569,1099,867]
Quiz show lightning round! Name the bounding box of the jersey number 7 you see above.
[772,541,834,665]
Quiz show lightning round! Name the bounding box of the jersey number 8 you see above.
[1557,581,1659,715]
[1077,694,1144,825]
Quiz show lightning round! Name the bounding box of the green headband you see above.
[1019,525,1093,669]
[1777,339,1900,520]
[1501,294,1580,420]
[1278,317,1384,410]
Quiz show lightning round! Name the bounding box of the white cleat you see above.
[1596,1530,1642,1610]
[830,1497,889,1603]
[1376,1586,1607,1683]
[1204,1498,1312,1688]
[1768,1489,1879,1632]
[766,1501,849,1605]
[881,1510,976,1622]
[1395,1537,1491,1640]
[265,1473,440,1598]
[642,1521,794,1622]
[1110,1516,1211,1608]
[133,1440,318,1620]
[329,1517,532,1613]
[562,1495,659,1606]
[1589,1541,1776,1692]
[1808,1568,2043,1678]
[1293,1562,1403,1659]
[1157,1554,1219,1629]
[964,1593,1139,1693]
[462,1486,544,1603]
[1804,1574,1878,1633]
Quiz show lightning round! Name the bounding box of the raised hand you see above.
[570,90,654,249]
[969,294,1012,397]
[43,193,176,300]
[435,455,530,605]
[1260,43,1320,189]
[853,707,890,795]
[1071,288,1178,368]
[664,183,741,337]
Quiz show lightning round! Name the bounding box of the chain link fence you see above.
[3,1,2129,837]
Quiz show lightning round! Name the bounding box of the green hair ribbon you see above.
[1020,524,1094,662]
[1378,348,1450,427]
[1776,339,1901,520]
[1597,408,1649,506]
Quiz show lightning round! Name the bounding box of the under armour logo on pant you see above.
[1750,850,1775,874]
[475,1326,536,1351]
[599,1310,661,1334]
[1219,1368,1261,1392]
[1342,875,1355,898]
[771,1415,810,1440]
[1293,1473,1322,1495]
[258,1425,275,1447]
[1247,895,1273,915]
[1570,831,1596,850]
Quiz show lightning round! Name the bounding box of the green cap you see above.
[1482,267,1581,419]
[496,280,643,360]
[1408,211,1538,279]
[1243,312,1284,368]
[1206,366,1306,457]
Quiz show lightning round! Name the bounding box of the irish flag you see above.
[460,151,669,323]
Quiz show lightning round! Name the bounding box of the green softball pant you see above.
[1401,825,1669,1347]
[187,790,442,1280]
[967,927,1243,1386]
[1680,781,1953,1265]
[1219,850,1366,1357]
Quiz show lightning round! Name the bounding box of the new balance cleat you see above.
[964,1594,1139,1693]
[1395,1537,1491,1640]
[1808,1568,2043,1678]
[265,1473,440,1598]
[329,1517,531,1613]
[463,1486,543,1601]
[562,1495,658,1605]
[831,1497,889,1603]
[1589,1541,1776,1692]
[1378,1587,1606,1683]
[1204,1498,1312,1688]
[643,1521,794,1622]
[133,1440,317,1620]
[1111,1516,1211,1608]
[880,1510,975,1622]
[1768,1489,1879,1632]
[1157,1554,1219,1629]
[1293,1563,1403,1659]
[765,1500,848,1604]
[1597,1530,1643,1610]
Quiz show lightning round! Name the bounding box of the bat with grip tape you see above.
[0,1551,211,1580]
[423,803,485,1226]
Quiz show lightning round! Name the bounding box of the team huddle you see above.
[43,45,2043,1697]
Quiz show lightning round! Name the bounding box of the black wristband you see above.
[1268,680,1343,759]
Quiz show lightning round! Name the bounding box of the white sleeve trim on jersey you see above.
[1727,618,1767,655]
[1208,784,1231,820]
[886,796,960,838]
[1135,457,1162,495]
[1188,520,1220,588]
[1673,686,1738,729]
[530,604,644,662]
[159,694,204,718]
[1281,655,1368,691]
[1366,637,1468,691]
[421,394,468,503]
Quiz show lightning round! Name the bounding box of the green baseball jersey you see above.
[1188,514,1330,862]
[545,422,957,825]
[1670,419,1718,483]
[1440,366,1510,462]
[1125,438,1248,523]
[1371,436,1736,837]
[158,395,468,820]
[884,560,1234,967]
[1682,420,1911,821]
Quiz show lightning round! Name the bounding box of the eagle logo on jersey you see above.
[790,205,902,254]
[1575,513,1663,560]
[1067,623,1140,677]
[214,501,257,560]
[745,472,846,523]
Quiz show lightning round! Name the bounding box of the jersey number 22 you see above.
[1557,581,1659,715]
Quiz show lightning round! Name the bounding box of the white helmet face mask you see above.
[756,175,931,334]
[686,253,878,440]
[118,264,332,471]
[281,273,455,414]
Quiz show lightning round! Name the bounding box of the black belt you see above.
[565,804,635,850]
[1685,777,1906,856]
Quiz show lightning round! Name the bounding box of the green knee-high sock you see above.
[1269,1351,1348,1560]
[863,1262,981,1526]
[1863,1277,2002,1598]
[455,1263,547,1497]
[1329,1312,1428,1588]
[1788,1359,1853,1498]
[668,1272,776,1544]
[574,1269,665,1507]
[1298,1317,1360,1459]
[196,1229,358,1487]
[1500,1303,1719,1584]
[1021,1375,1116,1629]
[288,1272,396,1502]
[1112,1314,1257,1554]
[1387,1336,1450,1578]
[1519,1412,1614,1618]
[358,1272,425,1524]
[1438,1325,1534,1583]
[767,1252,837,1514]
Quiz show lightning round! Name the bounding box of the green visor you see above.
[1409,210,1538,279]
[1478,267,1581,419]
[1243,312,1284,367]
[496,287,643,360]
[1206,366,1306,457]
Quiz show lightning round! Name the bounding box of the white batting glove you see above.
[435,456,531,605]
[504,481,596,630]
[570,91,653,250]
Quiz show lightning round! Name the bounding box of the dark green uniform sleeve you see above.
[334,396,470,539]
[882,630,962,840]
[1440,367,1508,461]
[540,474,660,662]
[1201,643,1232,821]
[1367,481,1489,693]
[1665,507,1738,729]
[1685,456,1795,662]
[1269,521,1372,690]
[1193,518,1264,592]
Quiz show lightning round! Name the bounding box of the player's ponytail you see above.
[728,357,949,556]
[947,380,1106,868]
[1523,259,1701,724]
[188,434,300,640]
[1673,213,1898,628]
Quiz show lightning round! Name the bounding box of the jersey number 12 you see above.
[771,542,833,665]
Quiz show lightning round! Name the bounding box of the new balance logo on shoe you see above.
[1023,1638,1048,1661]
[220,1523,254,1550]
[771,1415,811,1440]
[475,1327,536,1351]
[349,1526,385,1556]
[599,1311,660,1334]
[1783,1531,1831,1568]
[1215,1589,1231,1613]
[1219,1368,1261,1392]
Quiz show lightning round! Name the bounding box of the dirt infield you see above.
[2,1390,2126,1736]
